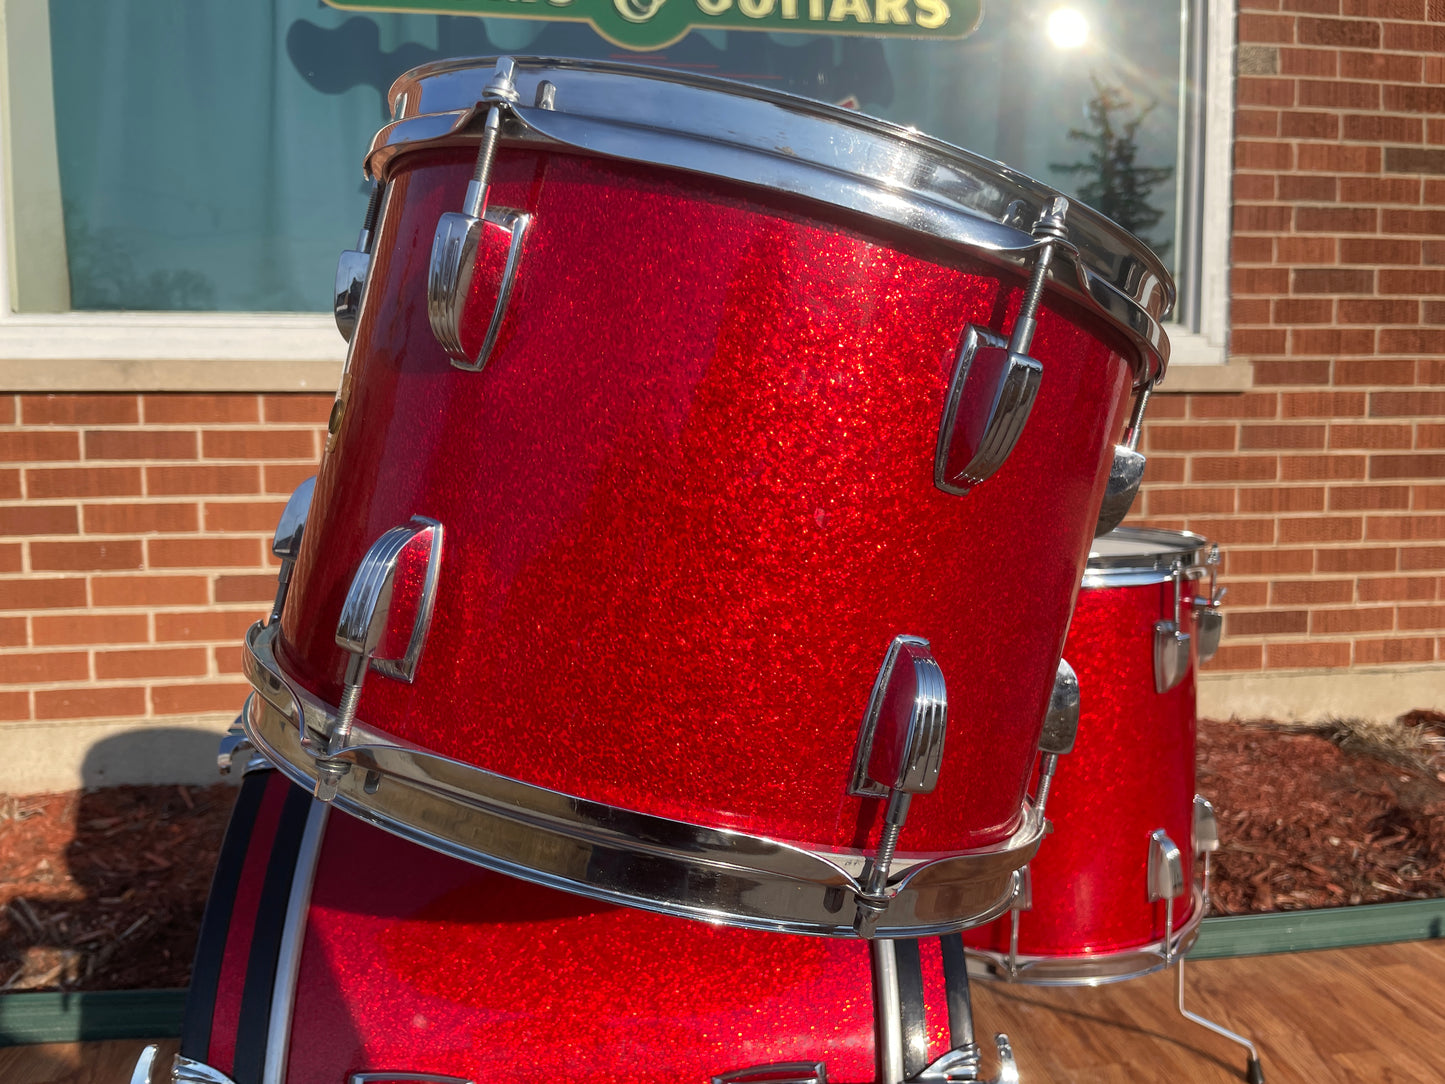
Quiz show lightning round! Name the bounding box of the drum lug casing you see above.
[912,1036,1019,1084]
[1153,561,1192,694]
[1147,828,1185,967]
[1094,377,1156,537]
[711,1062,827,1084]
[334,180,385,342]
[128,1048,239,1084]
[1191,543,1225,663]
[268,475,316,626]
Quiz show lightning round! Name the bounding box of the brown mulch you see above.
[2,716,1444,991]
[0,784,236,992]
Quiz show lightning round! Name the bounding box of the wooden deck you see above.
[2,939,1442,1083]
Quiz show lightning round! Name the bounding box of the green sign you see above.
[326,0,982,51]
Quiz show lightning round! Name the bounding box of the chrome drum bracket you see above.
[335,180,386,342]
[1153,560,1192,694]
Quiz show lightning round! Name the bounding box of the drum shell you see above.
[185,772,956,1084]
[277,142,1136,856]
[963,572,1200,959]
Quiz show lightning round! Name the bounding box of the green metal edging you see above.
[1,902,1443,1046]
[0,987,185,1047]
[1190,898,1445,959]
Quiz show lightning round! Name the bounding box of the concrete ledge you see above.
[0,716,239,794]
[1199,665,1445,723]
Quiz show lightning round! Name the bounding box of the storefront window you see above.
[37,0,1189,312]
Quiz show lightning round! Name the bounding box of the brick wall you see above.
[0,394,330,733]
[1132,0,1445,680]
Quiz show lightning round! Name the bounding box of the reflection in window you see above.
[45,0,1182,312]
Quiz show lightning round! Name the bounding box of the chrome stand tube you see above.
[871,939,906,1084]
[1175,956,1265,1084]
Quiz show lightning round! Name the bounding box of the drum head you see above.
[1083,527,1211,587]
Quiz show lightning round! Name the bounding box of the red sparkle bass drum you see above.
[964,528,1225,984]
[242,57,1173,938]
[158,768,985,1084]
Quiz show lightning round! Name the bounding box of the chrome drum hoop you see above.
[241,621,1042,939]
[1082,528,1214,589]
[964,884,1206,988]
[368,56,1172,387]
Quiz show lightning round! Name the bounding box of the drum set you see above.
[131,57,1261,1084]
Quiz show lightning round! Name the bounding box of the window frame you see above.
[0,0,1243,393]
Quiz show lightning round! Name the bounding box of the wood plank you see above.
[0,1038,176,1084]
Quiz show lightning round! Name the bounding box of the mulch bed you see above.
[2,716,1444,991]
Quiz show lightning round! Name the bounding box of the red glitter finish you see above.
[282,807,950,1084]
[208,772,290,1073]
[279,144,1136,856]
[964,576,1200,958]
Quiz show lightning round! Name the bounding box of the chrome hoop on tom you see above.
[243,56,1174,939]
[965,528,1223,984]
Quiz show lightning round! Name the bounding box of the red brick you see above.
[214,645,245,674]
[1239,486,1327,512]
[1329,425,1413,449]
[1385,85,1445,114]
[1297,144,1380,174]
[1279,516,1364,542]
[214,574,280,604]
[1298,79,1381,110]
[1145,426,1238,452]
[91,575,210,608]
[1419,424,1445,448]
[20,395,138,425]
[1241,424,1329,451]
[30,540,143,572]
[1267,641,1353,668]
[151,682,253,716]
[1280,454,1369,481]
[1232,329,1290,355]
[0,547,21,574]
[1340,177,1423,206]
[1190,393,1280,419]
[147,465,260,496]
[1382,209,1445,233]
[1281,392,1366,419]
[1141,458,1186,485]
[1143,488,1237,516]
[82,503,199,535]
[154,610,262,642]
[1229,609,1310,636]
[1236,110,1281,138]
[1416,484,1445,508]
[1189,456,1279,483]
[1298,15,1380,44]
[1382,21,1445,50]
[1224,548,1316,575]
[1335,359,1417,385]
[34,686,146,720]
[1223,581,1272,608]
[0,578,87,611]
[1343,114,1424,143]
[1235,174,1278,203]
[1338,237,1421,268]
[1233,268,1291,295]
[1336,299,1419,325]
[1341,49,1424,81]
[1203,644,1264,671]
[25,467,143,499]
[31,613,149,646]
[1314,607,1397,634]
[1233,234,1276,263]
[1357,576,1437,602]
[1235,205,1294,233]
[1240,11,1297,39]
[1354,637,1436,665]
[1255,360,1333,385]
[1399,604,1445,629]
[0,690,26,719]
[1342,0,1421,16]
[142,395,260,424]
[1421,361,1445,384]
[84,430,196,461]
[1401,546,1445,570]
[1291,268,1374,294]
[1295,205,1378,233]
[0,471,18,501]
[1367,514,1445,540]
[203,501,288,533]
[1145,397,1189,420]
[147,538,262,569]
[262,396,334,425]
[0,505,78,535]
[94,647,209,680]
[1273,298,1334,324]
[0,616,26,648]
[1237,141,1295,171]
[1280,49,1340,77]
[1316,547,1399,572]
[1233,299,1274,325]
[1370,454,1445,479]
[1271,579,1355,605]
[0,432,80,463]
[1329,484,1412,509]
[1276,237,1338,263]
[263,464,318,495]
[1289,329,1377,356]
[1237,77,1296,107]
[1380,269,1445,294]
[202,429,315,460]
[0,397,12,425]
[0,651,89,684]
[1372,391,1445,416]
[1427,244,1445,268]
